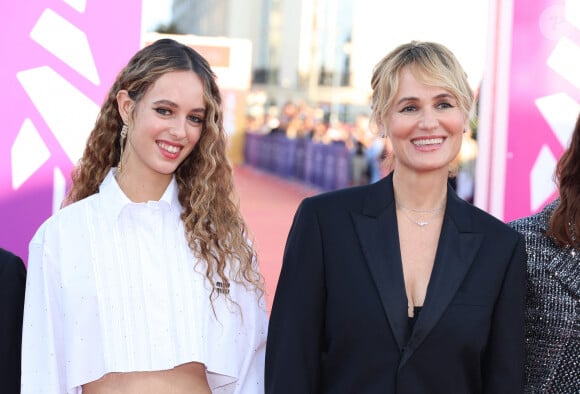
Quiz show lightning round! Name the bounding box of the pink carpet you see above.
[233,165,320,312]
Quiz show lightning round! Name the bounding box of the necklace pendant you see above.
[417,221,429,227]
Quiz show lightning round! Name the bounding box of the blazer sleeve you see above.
[21,230,68,394]
[265,198,326,393]
[0,249,26,394]
[483,233,527,393]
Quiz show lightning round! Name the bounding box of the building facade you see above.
[170,0,489,123]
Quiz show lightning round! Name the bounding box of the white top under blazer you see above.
[21,169,268,394]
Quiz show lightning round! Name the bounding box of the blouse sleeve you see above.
[21,228,68,394]
[226,241,268,394]
[206,252,268,394]
[231,294,268,394]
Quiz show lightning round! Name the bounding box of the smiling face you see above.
[117,70,205,184]
[384,67,467,177]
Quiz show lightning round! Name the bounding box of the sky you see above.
[141,0,173,32]
[352,0,491,89]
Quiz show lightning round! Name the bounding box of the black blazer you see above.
[0,248,26,394]
[265,173,526,394]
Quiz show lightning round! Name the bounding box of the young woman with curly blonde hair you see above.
[22,38,267,394]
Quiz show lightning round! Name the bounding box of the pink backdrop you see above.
[505,0,580,221]
[479,0,580,221]
[0,1,142,262]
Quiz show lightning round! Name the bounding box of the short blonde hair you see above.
[370,41,474,128]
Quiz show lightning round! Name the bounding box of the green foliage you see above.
[154,23,182,35]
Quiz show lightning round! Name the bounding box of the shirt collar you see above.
[100,168,182,223]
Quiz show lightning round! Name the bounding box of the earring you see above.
[118,124,128,172]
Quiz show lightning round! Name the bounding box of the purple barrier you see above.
[273,136,297,177]
[329,142,351,190]
[243,133,352,191]
[243,133,261,167]
[304,142,324,187]
[295,138,307,180]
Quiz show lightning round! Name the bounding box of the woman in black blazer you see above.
[265,41,527,394]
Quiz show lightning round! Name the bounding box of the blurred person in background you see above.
[348,114,371,185]
[348,114,390,185]
[0,247,26,394]
[456,128,478,203]
[379,135,395,177]
[365,133,386,183]
[265,40,526,394]
[509,112,580,393]
[21,38,267,394]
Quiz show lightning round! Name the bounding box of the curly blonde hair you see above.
[66,38,263,301]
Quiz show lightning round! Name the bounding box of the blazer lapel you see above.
[352,175,409,351]
[399,188,484,367]
[546,245,580,297]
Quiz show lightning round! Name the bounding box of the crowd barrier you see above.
[243,132,352,191]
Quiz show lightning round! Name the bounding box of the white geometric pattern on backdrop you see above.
[63,0,87,13]
[11,119,51,190]
[533,93,580,211]
[12,5,100,213]
[17,66,100,166]
[530,146,558,212]
[565,0,580,31]
[30,8,100,85]
[532,0,580,211]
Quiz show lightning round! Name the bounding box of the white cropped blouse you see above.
[21,170,268,393]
